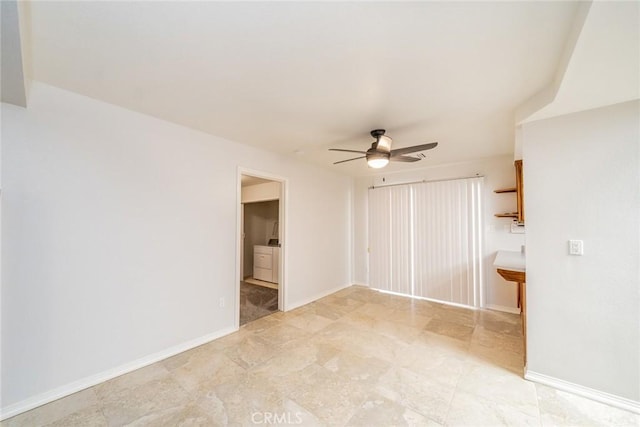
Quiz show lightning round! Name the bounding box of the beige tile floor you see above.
[4,286,639,426]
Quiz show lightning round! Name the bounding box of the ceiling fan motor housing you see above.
[370,129,392,153]
[366,148,390,160]
[366,149,390,168]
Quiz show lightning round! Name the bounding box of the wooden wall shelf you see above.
[495,213,519,218]
[515,160,524,223]
[494,187,517,193]
[494,160,524,222]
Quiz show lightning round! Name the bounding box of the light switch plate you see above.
[569,240,584,255]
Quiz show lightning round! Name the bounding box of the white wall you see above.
[352,155,525,311]
[523,100,639,403]
[1,82,352,415]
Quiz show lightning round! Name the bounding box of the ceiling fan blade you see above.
[333,156,366,165]
[329,148,367,154]
[390,142,438,157]
[390,155,420,163]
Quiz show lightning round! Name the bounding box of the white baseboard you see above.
[350,283,370,288]
[485,303,521,314]
[349,287,519,314]
[375,288,479,311]
[0,326,237,421]
[286,282,351,311]
[525,370,640,414]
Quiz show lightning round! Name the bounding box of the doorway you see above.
[237,170,286,327]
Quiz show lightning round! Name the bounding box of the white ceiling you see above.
[0,1,27,107]
[525,0,640,122]
[23,1,581,175]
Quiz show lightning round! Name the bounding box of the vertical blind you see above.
[368,177,484,308]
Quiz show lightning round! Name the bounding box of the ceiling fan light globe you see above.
[368,157,389,168]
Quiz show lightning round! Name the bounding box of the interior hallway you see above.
[4,286,638,426]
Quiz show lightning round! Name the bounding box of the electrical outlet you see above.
[569,240,584,256]
[219,297,225,308]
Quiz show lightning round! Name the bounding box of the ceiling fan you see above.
[329,129,438,169]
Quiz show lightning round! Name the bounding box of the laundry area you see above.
[240,175,282,325]
[243,200,280,288]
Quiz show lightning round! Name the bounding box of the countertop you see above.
[493,250,526,272]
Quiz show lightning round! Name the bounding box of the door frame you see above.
[236,167,288,330]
